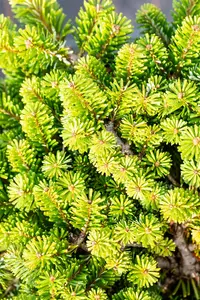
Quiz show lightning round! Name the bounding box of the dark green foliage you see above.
[0,0,200,299]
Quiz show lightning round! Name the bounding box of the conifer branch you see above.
[35,7,54,36]
[105,121,134,155]
[2,278,19,298]
[0,108,20,121]
[157,225,200,278]
[173,225,200,276]
[1,0,200,299]
[167,174,180,187]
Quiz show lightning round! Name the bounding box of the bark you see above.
[157,256,178,272]
[174,225,200,277]
[157,225,200,281]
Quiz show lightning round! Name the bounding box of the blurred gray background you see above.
[0,0,172,38]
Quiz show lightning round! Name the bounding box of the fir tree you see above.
[0,0,200,299]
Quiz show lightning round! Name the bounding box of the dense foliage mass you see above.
[0,0,200,299]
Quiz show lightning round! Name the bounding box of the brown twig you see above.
[105,121,134,155]
[167,174,180,187]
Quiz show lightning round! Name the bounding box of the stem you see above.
[0,108,20,121]
[173,224,200,277]
[186,0,196,17]
[86,266,106,292]
[105,121,134,155]
[33,114,49,152]
[167,174,180,187]
[139,12,169,46]
[2,278,19,298]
